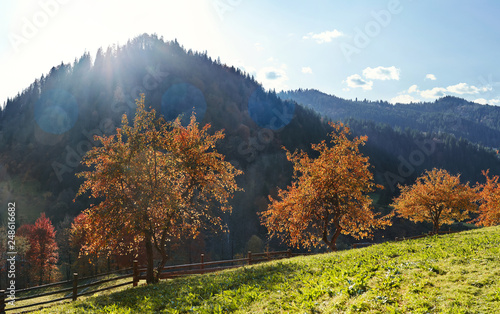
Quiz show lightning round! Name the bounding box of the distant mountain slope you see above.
[279,89,500,148]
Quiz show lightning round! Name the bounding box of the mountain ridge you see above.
[279,89,500,148]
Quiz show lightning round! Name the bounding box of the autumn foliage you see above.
[260,122,391,251]
[23,213,59,285]
[474,170,500,226]
[392,168,477,233]
[74,94,242,283]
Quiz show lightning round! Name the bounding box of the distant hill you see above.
[279,89,500,148]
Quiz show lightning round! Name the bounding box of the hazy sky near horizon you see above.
[1,0,500,106]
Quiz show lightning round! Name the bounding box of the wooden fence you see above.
[0,250,293,313]
[0,230,462,313]
[352,229,460,249]
[394,229,459,242]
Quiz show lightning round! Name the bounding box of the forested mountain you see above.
[279,89,500,148]
[0,34,328,259]
[1,34,499,262]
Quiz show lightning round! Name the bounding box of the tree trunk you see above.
[154,255,168,283]
[432,207,442,235]
[153,231,169,283]
[145,237,156,284]
[325,226,342,251]
[432,220,440,235]
[153,245,168,283]
[322,216,342,251]
[39,262,44,285]
[323,238,337,251]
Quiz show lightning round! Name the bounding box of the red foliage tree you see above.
[25,213,59,285]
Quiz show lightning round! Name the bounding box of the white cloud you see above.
[408,84,419,93]
[254,43,264,51]
[474,98,500,106]
[446,82,491,95]
[303,30,344,43]
[342,66,398,93]
[420,87,448,99]
[390,94,420,104]
[344,74,373,91]
[362,66,400,81]
[474,98,488,105]
[302,67,313,74]
[417,82,493,100]
[425,74,437,81]
[257,65,289,91]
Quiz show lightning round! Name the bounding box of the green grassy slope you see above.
[33,226,500,313]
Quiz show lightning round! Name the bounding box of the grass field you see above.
[30,226,500,313]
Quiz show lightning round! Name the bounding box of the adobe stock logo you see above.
[8,0,73,52]
[212,0,243,21]
[384,138,440,192]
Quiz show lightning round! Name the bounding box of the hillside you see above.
[1,34,500,266]
[0,35,500,268]
[280,89,500,148]
[31,226,500,313]
[0,34,329,259]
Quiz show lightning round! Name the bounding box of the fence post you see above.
[200,254,205,271]
[287,249,292,258]
[72,273,78,301]
[133,260,138,287]
[0,290,5,314]
[247,251,252,265]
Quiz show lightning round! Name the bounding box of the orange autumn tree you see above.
[392,168,477,234]
[474,170,500,226]
[260,122,391,251]
[75,94,242,284]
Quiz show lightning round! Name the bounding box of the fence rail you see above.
[0,250,294,313]
[0,266,134,313]
[394,229,459,242]
[0,230,462,313]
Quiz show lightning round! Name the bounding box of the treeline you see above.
[280,89,500,148]
[345,119,500,241]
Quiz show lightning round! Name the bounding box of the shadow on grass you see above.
[69,260,303,312]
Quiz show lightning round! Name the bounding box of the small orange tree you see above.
[75,95,242,284]
[474,170,500,226]
[260,122,391,251]
[392,168,477,234]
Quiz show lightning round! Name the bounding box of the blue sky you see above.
[1,0,500,106]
